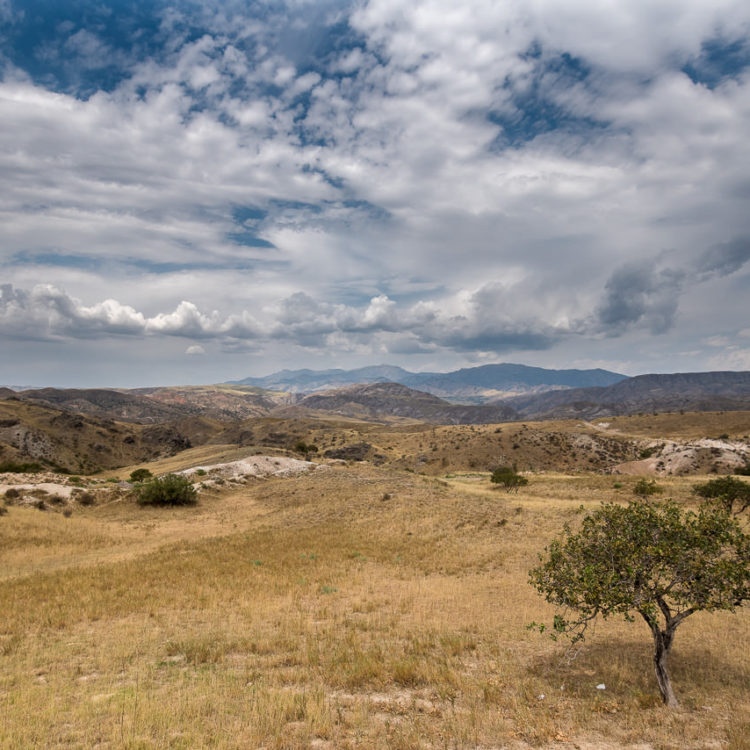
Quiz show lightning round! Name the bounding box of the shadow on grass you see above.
[528,635,749,705]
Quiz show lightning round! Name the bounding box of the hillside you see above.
[0,398,206,474]
[4,385,285,424]
[504,371,750,420]
[295,382,518,424]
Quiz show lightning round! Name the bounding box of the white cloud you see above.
[185,344,206,355]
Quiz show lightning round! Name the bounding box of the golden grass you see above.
[1,465,748,748]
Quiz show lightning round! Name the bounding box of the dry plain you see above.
[1,414,749,749]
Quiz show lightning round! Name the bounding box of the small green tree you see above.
[529,500,750,707]
[490,465,529,492]
[135,474,197,506]
[129,468,153,483]
[693,476,750,516]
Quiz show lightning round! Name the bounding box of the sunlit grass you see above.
[1,464,748,748]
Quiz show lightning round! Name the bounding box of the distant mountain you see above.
[230,362,626,403]
[502,371,750,420]
[294,382,518,424]
[230,365,413,393]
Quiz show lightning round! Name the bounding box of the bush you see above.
[76,491,96,506]
[491,465,529,492]
[129,468,153,482]
[293,440,318,455]
[4,488,20,501]
[135,474,197,506]
[633,478,663,499]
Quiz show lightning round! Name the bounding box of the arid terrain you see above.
[1,407,749,749]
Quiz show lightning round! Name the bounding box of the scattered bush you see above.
[633,478,663,499]
[194,468,207,476]
[0,506,7,516]
[693,476,750,516]
[129,468,153,482]
[135,474,197,506]
[4,488,20,501]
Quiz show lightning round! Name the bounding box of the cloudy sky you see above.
[2,0,750,387]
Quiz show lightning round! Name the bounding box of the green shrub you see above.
[633,478,663,499]
[129,468,153,482]
[490,465,529,492]
[135,474,197,506]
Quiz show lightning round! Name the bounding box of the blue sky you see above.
[1,0,750,386]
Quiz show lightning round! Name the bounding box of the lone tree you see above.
[491,464,529,492]
[529,500,750,707]
[693,475,750,517]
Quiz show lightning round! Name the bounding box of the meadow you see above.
[1,453,749,748]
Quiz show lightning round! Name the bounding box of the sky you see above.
[1,0,750,387]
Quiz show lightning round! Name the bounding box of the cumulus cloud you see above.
[595,264,685,336]
[185,344,206,355]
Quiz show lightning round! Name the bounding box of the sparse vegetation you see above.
[135,474,197,506]
[1,412,750,747]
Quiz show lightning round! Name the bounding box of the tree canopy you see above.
[693,475,750,516]
[529,499,750,707]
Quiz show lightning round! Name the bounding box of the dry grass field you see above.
[2,436,749,747]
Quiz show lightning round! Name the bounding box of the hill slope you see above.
[503,371,750,419]
[296,382,518,424]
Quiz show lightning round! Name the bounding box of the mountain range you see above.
[229,362,627,403]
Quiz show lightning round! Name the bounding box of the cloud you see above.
[185,344,206,355]
[695,237,750,278]
[2,1,750,382]
[595,263,685,336]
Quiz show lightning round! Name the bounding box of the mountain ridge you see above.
[229,362,627,402]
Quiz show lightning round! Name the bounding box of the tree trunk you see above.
[651,627,679,708]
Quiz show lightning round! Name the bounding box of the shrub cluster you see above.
[135,474,197,506]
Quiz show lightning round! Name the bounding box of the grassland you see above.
[2,449,749,749]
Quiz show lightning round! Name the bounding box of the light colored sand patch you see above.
[178,455,318,481]
[0,482,74,497]
[612,438,750,475]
